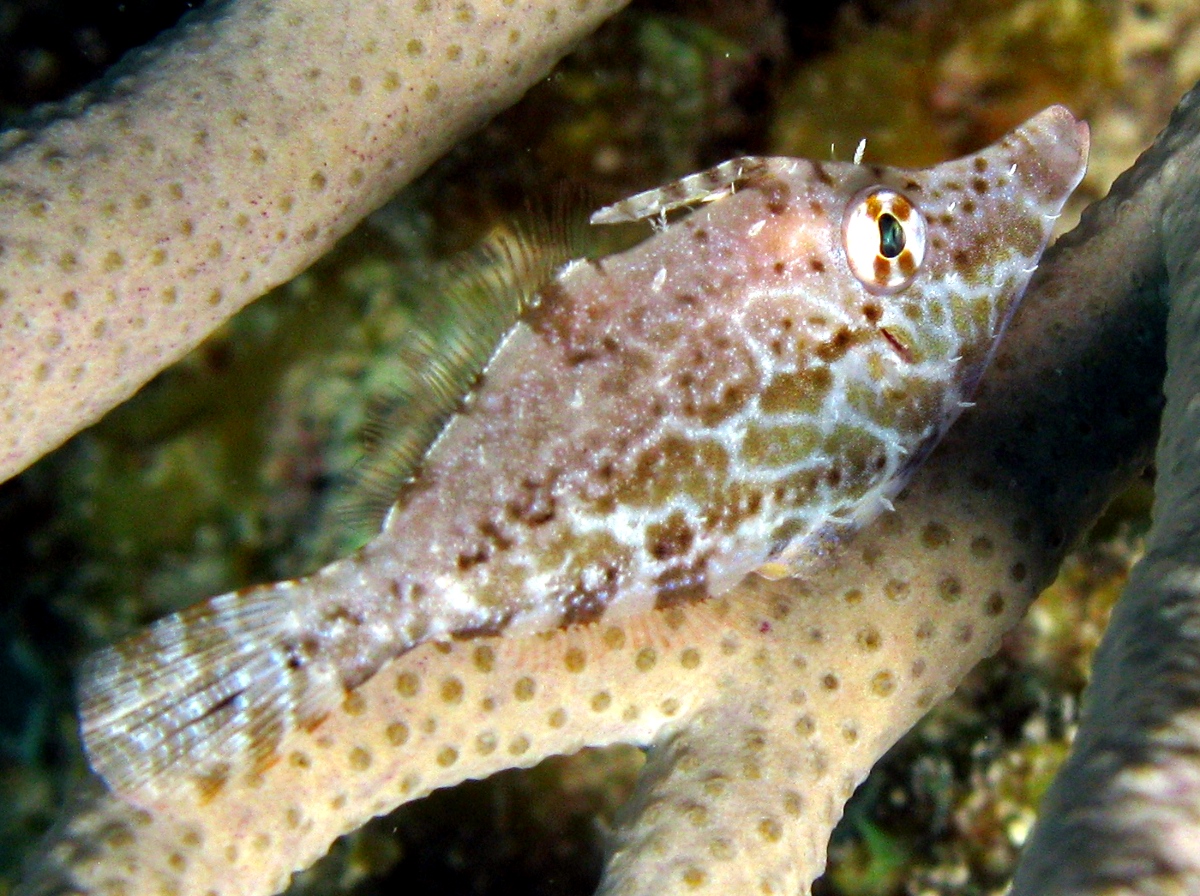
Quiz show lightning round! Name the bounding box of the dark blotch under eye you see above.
[879,214,904,258]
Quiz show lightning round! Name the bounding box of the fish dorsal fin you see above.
[345,190,596,533]
[590,156,770,225]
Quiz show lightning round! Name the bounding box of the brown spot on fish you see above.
[505,477,557,526]
[816,327,863,363]
[749,174,791,215]
[479,519,514,551]
[742,422,819,468]
[284,635,320,671]
[523,280,574,343]
[654,557,709,607]
[449,616,511,639]
[457,547,488,571]
[322,605,365,627]
[615,435,732,509]
[873,256,892,283]
[760,367,832,415]
[193,763,231,802]
[646,513,695,560]
[559,572,616,627]
[696,384,752,427]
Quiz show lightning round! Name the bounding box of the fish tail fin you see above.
[78,581,341,801]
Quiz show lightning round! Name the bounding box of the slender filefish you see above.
[78,106,1089,811]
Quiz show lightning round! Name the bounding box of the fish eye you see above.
[878,213,904,257]
[843,188,926,294]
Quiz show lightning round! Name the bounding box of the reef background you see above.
[0,2,1193,894]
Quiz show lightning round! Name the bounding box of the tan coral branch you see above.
[1012,81,1200,896]
[0,0,629,484]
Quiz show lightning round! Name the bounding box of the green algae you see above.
[771,0,1116,167]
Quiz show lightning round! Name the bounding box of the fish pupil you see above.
[878,213,905,258]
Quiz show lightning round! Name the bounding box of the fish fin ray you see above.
[338,185,600,534]
[590,157,771,224]
[78,584,340,800]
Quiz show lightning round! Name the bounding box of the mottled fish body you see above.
[79,107,1088,803]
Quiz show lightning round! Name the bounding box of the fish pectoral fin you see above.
[77,583,341,802]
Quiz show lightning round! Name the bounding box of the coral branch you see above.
[1012,80,1200,896]
[0,0,628,484]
